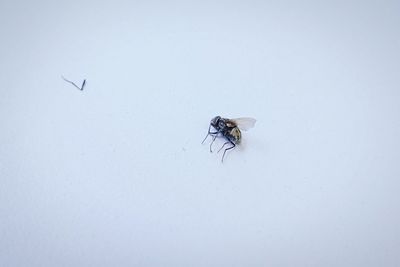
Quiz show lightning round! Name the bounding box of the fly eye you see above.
[219,121,225,127]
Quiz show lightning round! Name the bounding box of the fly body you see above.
[202,116,256,162]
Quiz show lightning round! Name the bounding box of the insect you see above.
[202,116,256,162]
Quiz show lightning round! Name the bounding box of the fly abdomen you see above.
[226,127,241,144]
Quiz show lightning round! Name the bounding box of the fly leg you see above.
[209,134,218,152]
[202,125,222,152]
[217,141,230,153]
[201,125,219,144]
[221,140,236,163]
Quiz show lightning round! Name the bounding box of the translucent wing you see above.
[231,117,256,131]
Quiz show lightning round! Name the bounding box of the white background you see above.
[1,0,400,266]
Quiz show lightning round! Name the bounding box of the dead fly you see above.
[62,75,86,91]
[202,116,256,162]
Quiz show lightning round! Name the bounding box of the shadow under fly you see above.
[202,116,256,162]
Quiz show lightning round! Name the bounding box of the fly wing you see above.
[231,117,256,131]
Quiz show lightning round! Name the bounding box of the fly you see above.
[202,116,256,162]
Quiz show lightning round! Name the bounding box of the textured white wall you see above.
[1,0,400,266]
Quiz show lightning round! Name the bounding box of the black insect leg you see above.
[202,125,219,144]
[209,134,218,152]
[62,76,85,90]
[221,140,236,163]
[217,141,230,153]
[202,126,221,153]
[201,125,211,144]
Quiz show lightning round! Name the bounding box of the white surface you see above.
[1,0,400,266]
